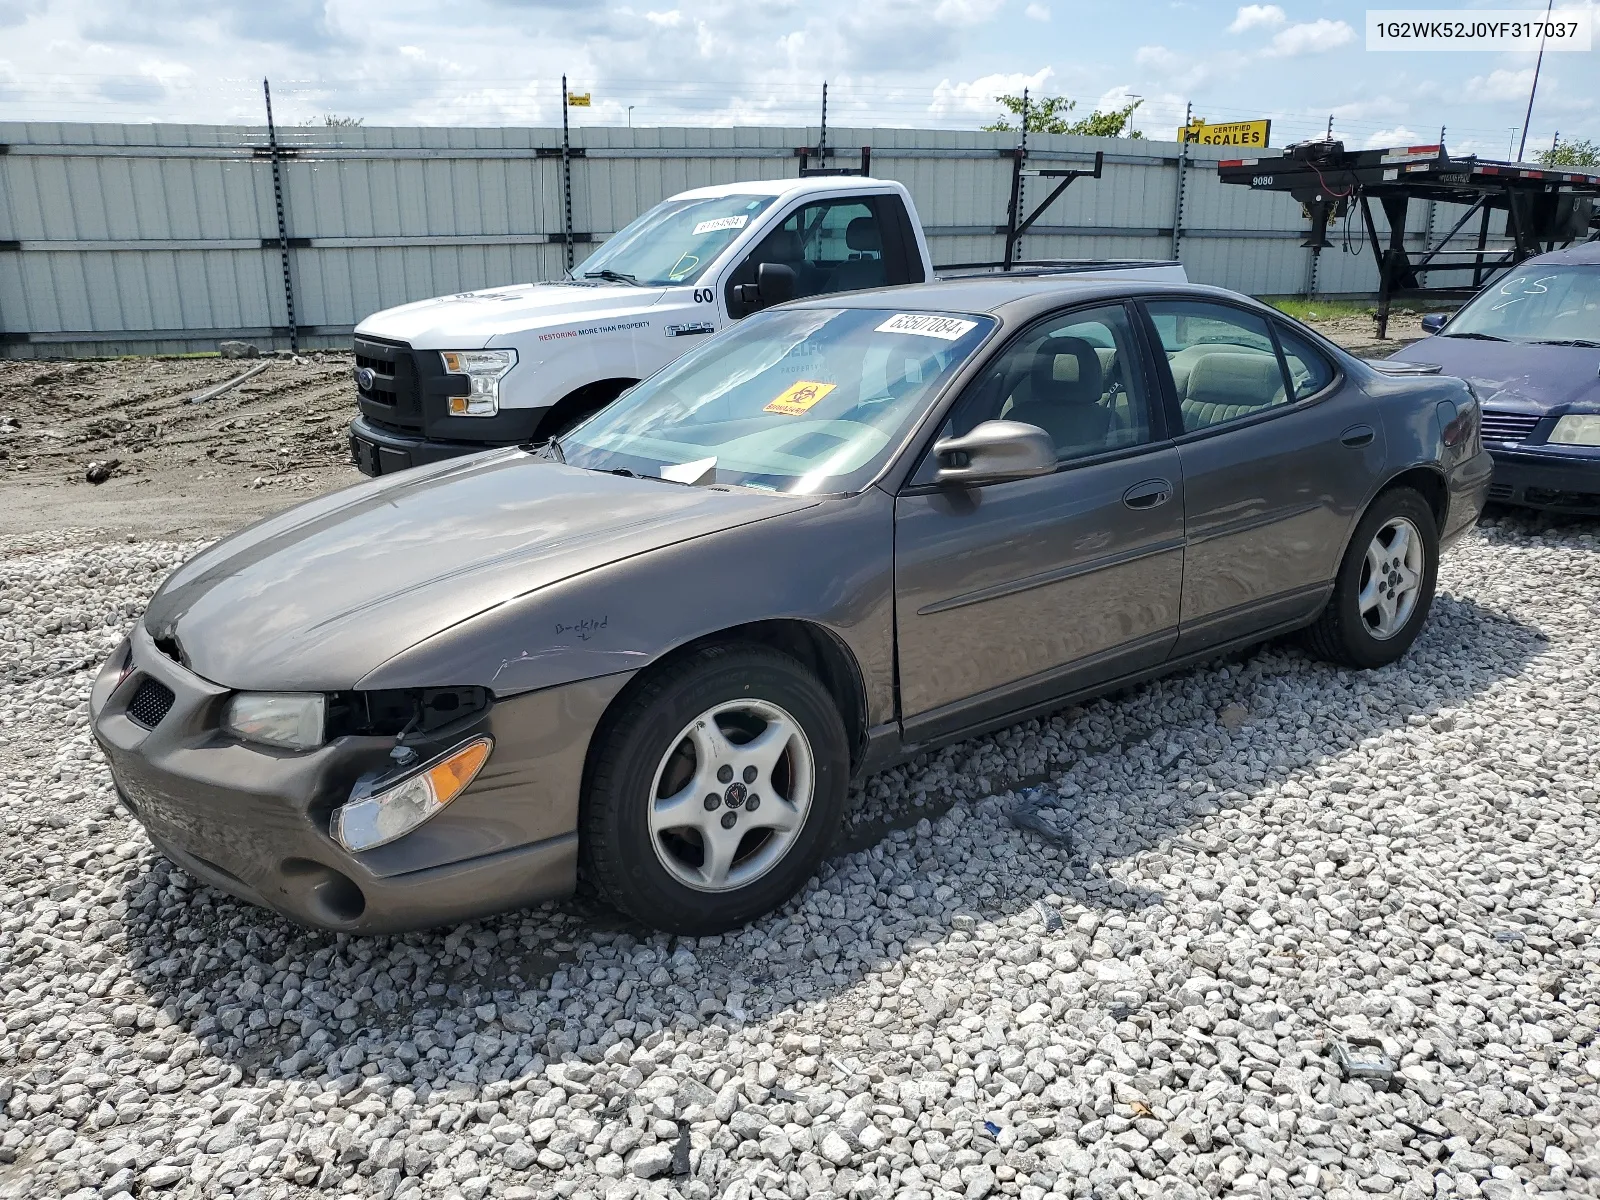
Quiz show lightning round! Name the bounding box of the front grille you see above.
[128,678,176,729]
[1487,482,1514,501]
[352,335,424,430]
[1479,410,1542,443]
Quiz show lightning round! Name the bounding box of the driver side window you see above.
[949,304,1156,462]
[745,199,890,301]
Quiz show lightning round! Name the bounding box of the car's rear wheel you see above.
[580,643,849,935]
[1305,486,1438,669]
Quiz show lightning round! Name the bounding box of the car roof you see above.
[671,175,906,201]
[1521,238,1600,268]
[788,276,1277,323]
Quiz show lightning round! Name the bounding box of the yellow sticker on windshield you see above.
[765,380,836,415]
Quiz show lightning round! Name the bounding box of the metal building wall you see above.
[0,121,1513,358]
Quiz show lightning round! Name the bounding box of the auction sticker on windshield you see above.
[876,313,980,340]
[693,215,750,236]
[765,381,837,415]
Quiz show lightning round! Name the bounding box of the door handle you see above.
[1341,424,1375,448]
[1122,479,1173,510]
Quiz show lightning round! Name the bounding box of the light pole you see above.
[628,105,634,128]
[1516,0,1555,161]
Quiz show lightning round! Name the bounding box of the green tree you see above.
[302,113,364,127]
[982,93,1145,138]
[1536,137,1599,168]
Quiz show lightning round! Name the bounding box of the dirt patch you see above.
[1310,310,1426,357]
[0,352,362,539]
[0,313,1427,539]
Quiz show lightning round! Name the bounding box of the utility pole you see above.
[1516,0,1555,162]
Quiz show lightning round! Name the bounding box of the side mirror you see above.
[731,262,798,312]
[756,262,797,305]
[933,420,1056,486]
[1420,312,1450,335]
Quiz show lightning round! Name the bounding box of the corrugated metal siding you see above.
[0,121,1519,357]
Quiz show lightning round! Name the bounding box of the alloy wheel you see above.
[1358,515,1425,640]
[646,699,815,893]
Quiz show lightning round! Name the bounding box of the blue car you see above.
[1390,240,1600,515]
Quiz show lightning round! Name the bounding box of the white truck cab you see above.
[349,175,1184,474]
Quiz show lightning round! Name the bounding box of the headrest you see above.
[845,217,881,253]
[1186,351,1285,408]
[1030,336,1103,404]
[764,229,803,262]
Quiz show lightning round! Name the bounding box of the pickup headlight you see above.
[224,692,326,750]
[1549,414,1600,447]
[440,349,517,417]
[332,737,492,852]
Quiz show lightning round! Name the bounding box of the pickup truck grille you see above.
[1479,410,1542,443]
[352,336,425,432]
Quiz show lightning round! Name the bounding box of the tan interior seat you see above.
[1178,350,1286,430]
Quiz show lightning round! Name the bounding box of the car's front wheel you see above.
[1305,485,1439,669]
[580,643,849,935]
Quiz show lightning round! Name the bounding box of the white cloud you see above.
[1364,125,1419,149]
[931,0,1006,24]
[928,67,1054,117]
[1265,18,1355,56]
[644,10,683,27]
[1024,2,1050,20]
[1135,44,1181,68]
[1227,4,1285,33]
[1465,67,1535,102]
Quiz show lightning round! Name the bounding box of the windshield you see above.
[560,307,997,493]
[576,194,777,287]
[1447,266,1600,343]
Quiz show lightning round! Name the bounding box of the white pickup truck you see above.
[349,174,1186,475]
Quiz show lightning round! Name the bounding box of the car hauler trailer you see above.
[1217,139,1600,338]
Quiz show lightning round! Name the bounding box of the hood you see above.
[354,281,668,348]
[1389,335,1600,414]
[145,455,814,691]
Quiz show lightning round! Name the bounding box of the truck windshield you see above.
[559,307,995,494]
[1446,266,1600,343]
[576,194,778,287]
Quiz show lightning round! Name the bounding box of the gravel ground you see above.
[0,508,1596,1200]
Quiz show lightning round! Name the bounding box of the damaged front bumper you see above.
[89,624,632,934]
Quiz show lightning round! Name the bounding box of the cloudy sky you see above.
[0,0,1595,158]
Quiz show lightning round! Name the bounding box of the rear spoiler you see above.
[1366,360,1444,375]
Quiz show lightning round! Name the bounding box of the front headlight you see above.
[1549,414,1600,447]
[440,349,517,417]
[332,737,493,852]
[224,692,326,750]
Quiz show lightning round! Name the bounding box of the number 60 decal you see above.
[692,288,716,303]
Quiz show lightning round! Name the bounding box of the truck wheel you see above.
[1304,486,1438,670]
[580,644,849,935]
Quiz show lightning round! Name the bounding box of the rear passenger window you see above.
[1276,324,1337,398]
[1146,301,1290,434]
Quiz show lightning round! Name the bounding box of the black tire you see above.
[1304,486,1439,669]
[579,643,849,935]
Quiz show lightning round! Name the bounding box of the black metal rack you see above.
[1218,141,1600,338]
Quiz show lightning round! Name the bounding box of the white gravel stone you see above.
[0,514,1596,1200]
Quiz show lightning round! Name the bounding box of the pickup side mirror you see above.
[731,262,798,313]
[1420,312,1450,334]
[933,420,1057,486]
